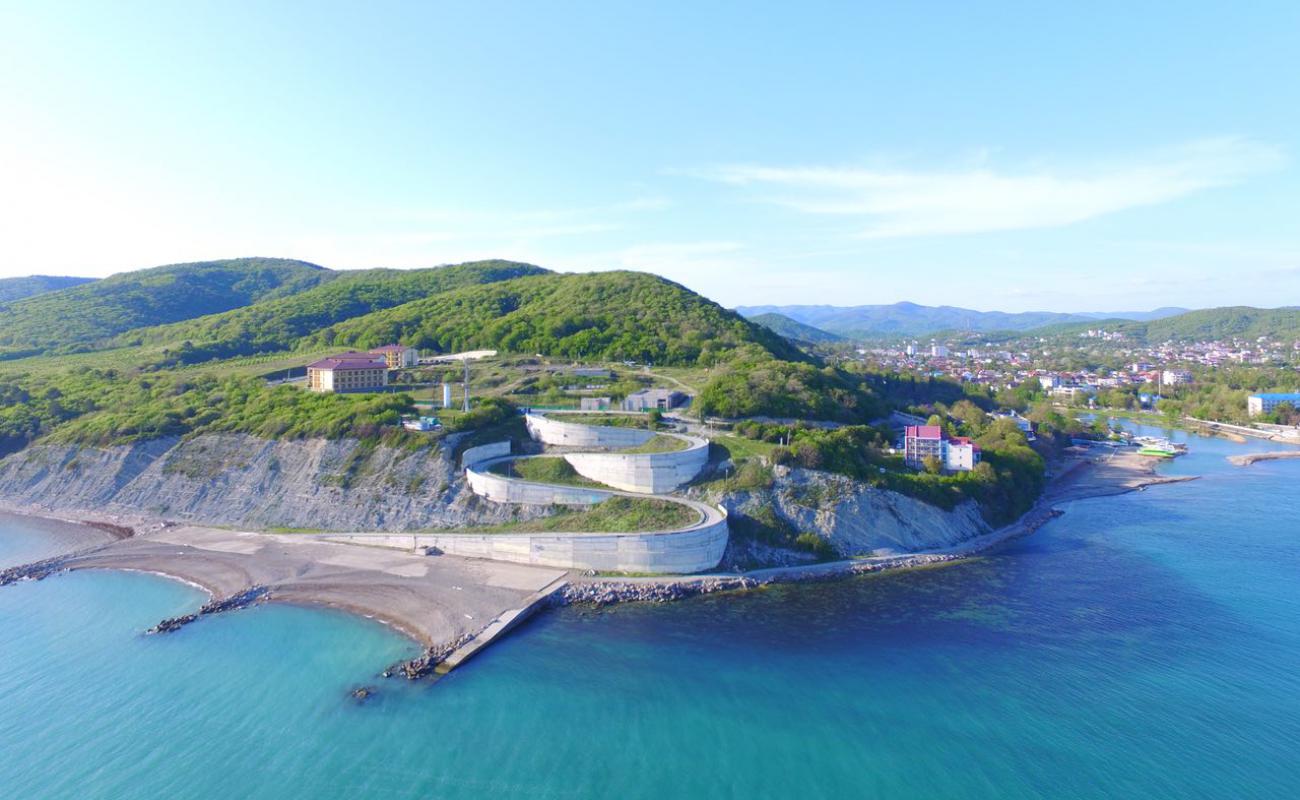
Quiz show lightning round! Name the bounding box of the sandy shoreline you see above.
[1227,451,1300,467]
[0,447,1192,675]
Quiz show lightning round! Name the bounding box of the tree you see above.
[922,455,943,474]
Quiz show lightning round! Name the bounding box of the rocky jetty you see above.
[0,553,74,587]
[383,632,476,680]
[146,585,271,635]
[557,576,761,606]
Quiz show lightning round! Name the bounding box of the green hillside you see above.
[113,260,549,365]
[1141,306,1300,341]
[0,258,331,356]
[748,312,843,344]
[1031,306,1300,342]
[309,270,807,366]
[0,266,884,454]
[0,275,96,305]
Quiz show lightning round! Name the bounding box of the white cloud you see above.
[690,137,1285,239]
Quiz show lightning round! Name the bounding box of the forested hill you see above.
[1137,306,1300,341]
[748,312,843,344]
[0,258,331,355]
[0,275,96,305]
[309,270,807,366]
[1035,306,1300,342]
[112,260,548,364]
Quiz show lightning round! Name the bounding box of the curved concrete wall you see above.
[563,437,709,494]
[466,466,611,506]
[325,509,728,574]
[525,414,655,448]
[460,440,512,468]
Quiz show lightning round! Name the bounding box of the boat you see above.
[1133,435,1185,458]
[1137,446,1177,459]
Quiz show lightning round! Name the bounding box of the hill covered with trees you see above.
[113,260,549,365]
[310,270,807,367]
[747,312,843,344]
[1032,306,1300,342]
[0,275,96,305]
[0,258,332,356]
[1139,306,1300,341]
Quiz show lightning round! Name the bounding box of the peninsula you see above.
[0,257,1208,676]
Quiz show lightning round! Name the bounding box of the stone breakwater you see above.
[383,633,476,680]
[0,552,77,587]
[558,507,1067,607]
[147,586,272,634]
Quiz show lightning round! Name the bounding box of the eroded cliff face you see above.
[699,466,992,567]
[0,433,524,532]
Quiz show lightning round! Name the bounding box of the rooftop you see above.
[308,352,388,371]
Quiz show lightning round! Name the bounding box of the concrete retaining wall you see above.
[460,440,512,468]
[525,414,654,448]
[325,508,728,574]
[465,466,610,506]
[563,437,709,494]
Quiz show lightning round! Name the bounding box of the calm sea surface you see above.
[2,425,1298,799]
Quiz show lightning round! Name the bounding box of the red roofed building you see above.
[307,353,389,393]
[369,344,418,369]
[903,425,944,468]
[903,425,981,472]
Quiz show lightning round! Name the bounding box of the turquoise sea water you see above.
[2,426,1299,799]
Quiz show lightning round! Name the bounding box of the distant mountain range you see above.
[735,302,1192,338]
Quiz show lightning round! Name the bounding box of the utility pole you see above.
[462,357,471,412]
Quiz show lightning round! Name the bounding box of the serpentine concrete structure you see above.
[327,413,726,573]
[524,413,710,494]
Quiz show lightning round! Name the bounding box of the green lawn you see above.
[475,496,699,533]
[712,433,779,460]
[622,434,689,453]
[489,456,606,488]
[551,413,653,429]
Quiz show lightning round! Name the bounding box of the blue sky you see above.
[2,1,1298,311]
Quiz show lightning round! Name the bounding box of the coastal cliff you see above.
[696,465,992,569]
[1,435,992,557]
[0,433,528,531]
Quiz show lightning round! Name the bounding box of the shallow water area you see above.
[1,424,1297,799]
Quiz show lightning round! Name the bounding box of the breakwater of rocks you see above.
[383,632,476,680]
[557,507,1066,607]
[0,553,76,587]
[146,586,272,634]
